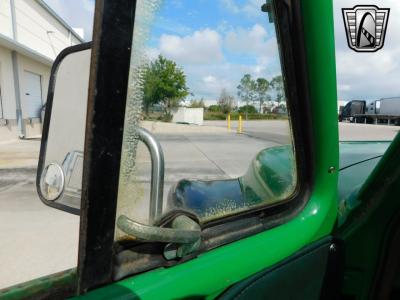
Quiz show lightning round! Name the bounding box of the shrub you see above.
[204,112,227,120]
[207,105,221,112]
[238,105,257,114]
[159,112,173,122]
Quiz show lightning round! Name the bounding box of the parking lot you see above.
[0,120,399,288]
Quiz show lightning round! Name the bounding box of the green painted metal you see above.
[0,269,76,300]
[338,141,390,169]
[170,145,295,220]
[299,0,338,240]
[338,133,400,299]
[337,141,390,225]
[172,140,388,225]
[240,145,296,204]
[73,0,339,299]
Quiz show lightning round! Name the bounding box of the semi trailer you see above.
[339,97,400,125]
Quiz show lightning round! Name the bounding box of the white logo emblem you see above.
[342,5,390,52]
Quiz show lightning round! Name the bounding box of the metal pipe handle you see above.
[137,127,165,224]
[117,215,200,244]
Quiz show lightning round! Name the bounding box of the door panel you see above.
[219,237,332,300]
[23,71,42,118]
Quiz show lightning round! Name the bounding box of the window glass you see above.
[116,0,296,236]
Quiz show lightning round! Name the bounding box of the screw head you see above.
[328,166,336,173]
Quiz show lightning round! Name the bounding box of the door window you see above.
[115,0,297,235]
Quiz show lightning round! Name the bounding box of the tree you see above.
[237,74,256,119]
[255,78,270,113]
[218,88,235,114]
[143,55,189,114]
[271,75,285,104]
[238,104,257,114]
[189,98,205,108]
[208,105,221,112]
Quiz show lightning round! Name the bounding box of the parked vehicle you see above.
[1,1,400,299]
[340,98,400,125]
[339,100,367,122]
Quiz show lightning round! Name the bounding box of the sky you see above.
[44,0,400,102]
[44,0,94,40]
[143,0,282,101]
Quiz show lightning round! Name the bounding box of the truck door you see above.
[74,0,339,299]
[0,0,339,299]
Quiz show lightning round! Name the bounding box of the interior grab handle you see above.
[117,214,201,244]
[137,127,165,224]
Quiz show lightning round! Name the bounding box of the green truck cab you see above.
[1,0,400,299]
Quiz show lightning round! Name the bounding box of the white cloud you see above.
[185,62,279,100]
[159,29,224,64]
[203,75,217,83]
[146,20,282,100]
[225,24,277,57]
[153,16,193,36]
[242,0,266,17]
[200,74,235,97]
[221,0,265,18]
[146,47,160,61]
[224,24,280,77]
[338,84,351,92]
[221,0,240,13]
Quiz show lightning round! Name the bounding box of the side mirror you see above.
[36,43,91,215]
[37,44,165,222]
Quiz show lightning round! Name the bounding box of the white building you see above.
[0,0,83,139]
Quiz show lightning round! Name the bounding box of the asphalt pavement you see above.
[204,120,400,142]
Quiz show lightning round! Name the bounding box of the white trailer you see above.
[340,98,400,125]
[365,97,400,125]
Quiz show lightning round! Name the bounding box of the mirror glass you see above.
[37,46,91,213]
[39,163,65,201]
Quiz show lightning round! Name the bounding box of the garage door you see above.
[24,71,42,118]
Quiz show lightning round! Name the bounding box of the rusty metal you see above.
[117,215,200,244]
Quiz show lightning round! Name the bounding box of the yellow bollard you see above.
[238,115,243,134]
[227,113,231,130]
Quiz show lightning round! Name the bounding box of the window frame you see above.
[111,0,316,282]
[77,0,314,293]
[76,0,137,294]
